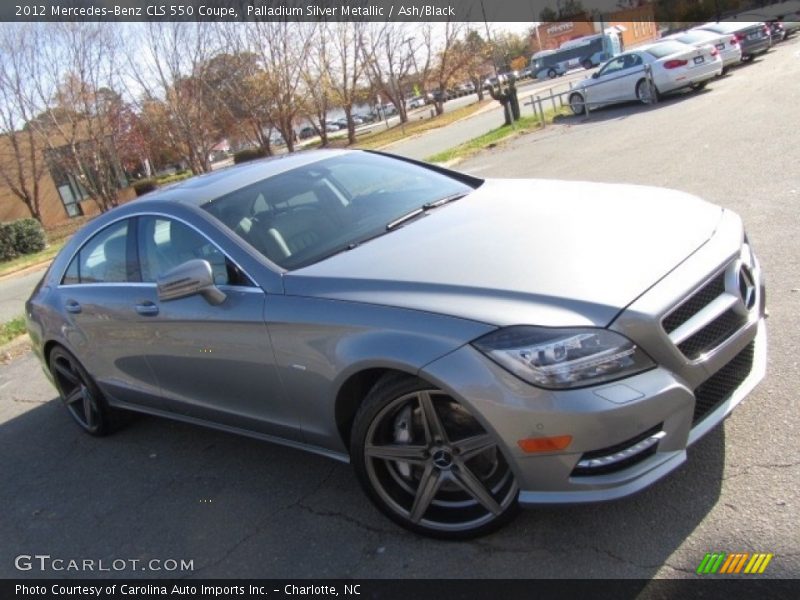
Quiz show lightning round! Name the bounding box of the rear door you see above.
[57,218,163,406]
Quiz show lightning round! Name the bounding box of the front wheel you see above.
[351,375,519,539]
[547,68,557,79]
[582,59,594,70]
[569,92,586,115]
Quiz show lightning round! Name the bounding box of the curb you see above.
[0,259,51,283]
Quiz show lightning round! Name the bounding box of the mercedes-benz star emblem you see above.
[738,264,756,310]
[432,450,453,469]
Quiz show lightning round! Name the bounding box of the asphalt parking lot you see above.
[1,39,799,579]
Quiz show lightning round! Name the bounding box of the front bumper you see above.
[419,214,766,505]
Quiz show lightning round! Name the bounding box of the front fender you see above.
[264,295,495,453]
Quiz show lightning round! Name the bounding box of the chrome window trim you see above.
[56,211,260,290]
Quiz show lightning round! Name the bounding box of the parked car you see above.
[665,29,742,73]
[455,82,476,94]
[568,41,723,115]
[27,149,766,539]
[325,121,340,132]
[407,96,426,109]
[354,113,375,124]
[298,126,316,140]
[767,21,787,42]
[694,22,771,61]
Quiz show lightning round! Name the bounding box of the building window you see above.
[47,157,88,218]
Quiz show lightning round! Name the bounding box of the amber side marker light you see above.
[517,435,573,453]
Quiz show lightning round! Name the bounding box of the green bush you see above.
[133,178,158,197]
[8,218,46,254]
[155,171,193,185]
[0,224,18,262]
[233,148,267,164]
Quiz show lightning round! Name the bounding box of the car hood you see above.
[284,179,723,327]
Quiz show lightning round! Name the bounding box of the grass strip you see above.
[0,315,26,346]
[426,105,571,164]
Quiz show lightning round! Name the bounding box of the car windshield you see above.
[202,152,478,270]
[645,41,690,59]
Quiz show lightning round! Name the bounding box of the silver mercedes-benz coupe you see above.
[26,150,767,538]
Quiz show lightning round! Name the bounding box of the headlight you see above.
[472,326,655,390]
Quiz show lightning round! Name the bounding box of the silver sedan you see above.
[26,150,767,538]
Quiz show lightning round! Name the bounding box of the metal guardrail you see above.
[522,64,657,124]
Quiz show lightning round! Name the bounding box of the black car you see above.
[696,21,771,61]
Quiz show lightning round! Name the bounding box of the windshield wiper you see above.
[423,192,468,210]
[386,207,425,230]
[386,193,468,231]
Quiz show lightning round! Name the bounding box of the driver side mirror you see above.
[591,72,599,79]
[157,259,226,306]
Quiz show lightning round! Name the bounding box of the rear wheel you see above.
[569,92,586,115]
[547,68,557,79]
[351,375,519,539]
[49,346,122,436]
[582,59,594,70]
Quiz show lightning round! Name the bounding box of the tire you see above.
[350,375,519,539]
[636,79,657,105]
[742,54,755,62]
[582,59,593,70]
[547,68,556,79]
[49,346,124,436]
[569,92,586,115]
[690,81,708,91]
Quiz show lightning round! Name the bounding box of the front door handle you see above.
[135,302,159,316]
[65,300,81,314]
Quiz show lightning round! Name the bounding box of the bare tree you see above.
[245,20,316,153]
[421,21,471,115]
[27,23,130,212]
[326,21,368,145]
[300,26,335,147]
[127,22,223,174]
[0,24,47,221]
[361,23,416,124]
[210,24,277,154]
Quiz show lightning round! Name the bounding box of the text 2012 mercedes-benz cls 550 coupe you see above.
[26,150,767,538]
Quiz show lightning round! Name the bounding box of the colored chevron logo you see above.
[696,552,774,574]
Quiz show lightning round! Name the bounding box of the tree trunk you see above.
[344,105,356,145]
[434,100,444,116]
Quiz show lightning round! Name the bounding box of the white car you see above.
[568,40,723,115]
[666,29,743,72]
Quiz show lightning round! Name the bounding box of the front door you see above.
[132,215,300,441]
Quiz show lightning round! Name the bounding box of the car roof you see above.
[136,149,350,207]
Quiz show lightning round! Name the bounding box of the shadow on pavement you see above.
[0,395,727,578]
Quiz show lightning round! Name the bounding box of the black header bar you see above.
[2,0,796,23]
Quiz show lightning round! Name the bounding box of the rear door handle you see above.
[65,300,81,314]
[135,302,159,316]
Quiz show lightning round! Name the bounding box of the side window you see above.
[599,57,626,77]
[138,217,250,286]
[63,220,131,284]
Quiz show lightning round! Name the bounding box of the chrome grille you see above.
[692,342,755,425]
